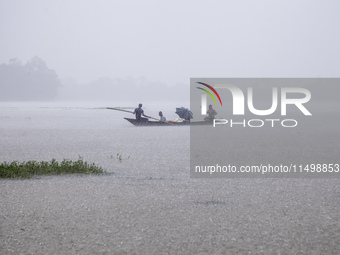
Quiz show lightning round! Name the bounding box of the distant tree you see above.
[8,58,22,66]
[0,56,60,101]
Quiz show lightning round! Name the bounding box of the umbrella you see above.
[175,107,193,120]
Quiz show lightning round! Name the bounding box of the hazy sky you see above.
[1,0,339,85]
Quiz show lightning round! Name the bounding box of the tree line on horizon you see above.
[0,57,61,101]
[0,57,189,102]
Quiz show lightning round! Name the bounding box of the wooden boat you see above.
[124,118,212,126]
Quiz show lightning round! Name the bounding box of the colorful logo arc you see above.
[196,82,223,106]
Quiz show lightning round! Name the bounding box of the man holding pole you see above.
[133,103,148,121]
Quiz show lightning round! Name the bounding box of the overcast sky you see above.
[1,0,339,86]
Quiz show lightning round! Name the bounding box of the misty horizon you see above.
[0,56,190,102]
[1,1,339,101]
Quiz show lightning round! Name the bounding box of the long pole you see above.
[106,107,174,125]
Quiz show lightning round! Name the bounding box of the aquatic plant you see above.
[109,153,130,163]
[0,158,106,179]
[117,153,122,162]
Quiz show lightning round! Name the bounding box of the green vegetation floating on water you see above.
[0,158,106,179]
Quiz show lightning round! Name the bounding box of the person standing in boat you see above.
[204,104,217,121]
[133,103,148,121]
[159,111,166,122]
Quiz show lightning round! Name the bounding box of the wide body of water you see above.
[0,101,190,178]
[1,101,339,254]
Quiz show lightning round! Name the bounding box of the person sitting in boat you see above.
[204,105,217,121]
[133,103,148,121]
[159,111,166,122]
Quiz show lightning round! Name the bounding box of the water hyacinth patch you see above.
[0,158,106,179]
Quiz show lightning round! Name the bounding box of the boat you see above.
[124,118,212,126]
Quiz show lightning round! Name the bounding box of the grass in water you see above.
[0,158,106,179]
